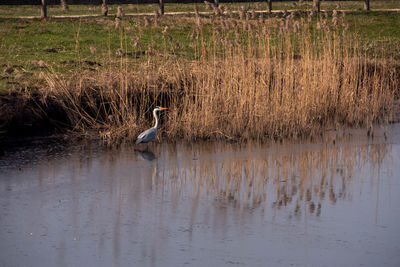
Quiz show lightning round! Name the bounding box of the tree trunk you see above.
[266,0,272,13]
[41,0,47,19]
[364,0,370,11]
[313,0,320,13]
[159,0,164,15]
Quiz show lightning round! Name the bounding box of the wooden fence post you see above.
[313,0,320,12]
[61,0,68,11]
[364,0,370,11]
[102,0,108,16]
[266,0,272,13]
[159,0,164,15]
[41,0,47,19]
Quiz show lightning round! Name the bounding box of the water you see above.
[1,125,400,267]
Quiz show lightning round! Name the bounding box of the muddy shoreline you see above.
[0,92,69,137]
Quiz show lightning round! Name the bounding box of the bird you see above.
[136,106,168,145]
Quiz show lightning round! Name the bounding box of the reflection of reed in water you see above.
[161,142,390,217]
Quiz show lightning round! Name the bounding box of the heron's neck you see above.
[153,110,159,129]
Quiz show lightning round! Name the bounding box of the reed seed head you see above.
[144,17,150,27]
[251,10,256,19]
[89,46,97,54]
[162,26,168,35]
[117,6,123,18]
[115,17,121,28]
[204,1,212,10]
[101,3,108,16]
[239,6,245,20]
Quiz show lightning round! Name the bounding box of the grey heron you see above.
[136,106,168,145]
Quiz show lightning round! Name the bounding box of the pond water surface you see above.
[1,125,400,267]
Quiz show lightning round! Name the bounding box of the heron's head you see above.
[154,106,168,112]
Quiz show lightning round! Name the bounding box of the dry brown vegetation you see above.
[2,9,399,142]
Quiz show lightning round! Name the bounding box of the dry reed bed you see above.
[18,11,400,141]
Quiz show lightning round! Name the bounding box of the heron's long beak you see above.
[160,107,168,110]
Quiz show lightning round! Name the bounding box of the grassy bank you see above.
[0,7,399,142]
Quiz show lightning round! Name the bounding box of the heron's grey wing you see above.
[136,128,157,144]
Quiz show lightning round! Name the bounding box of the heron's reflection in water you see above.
[134,149,156,161]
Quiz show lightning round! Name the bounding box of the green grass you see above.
[345,12,400,58]
[0,15,204,92]
[0,8,399,93]
[347,11,400,39]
